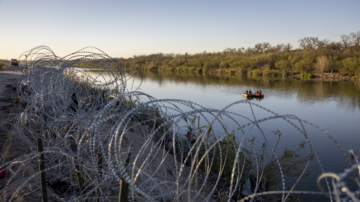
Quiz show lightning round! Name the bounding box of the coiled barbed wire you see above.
[0,45,358,202]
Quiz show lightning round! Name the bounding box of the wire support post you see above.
[96,153,102,202]
[118,179,129,202]
[36,138,48,202]
[69,136,86,200]
[118,152,131,202]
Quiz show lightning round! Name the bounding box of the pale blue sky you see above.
[1,0,359,59]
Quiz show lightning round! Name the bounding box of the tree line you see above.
[116,31,360,80]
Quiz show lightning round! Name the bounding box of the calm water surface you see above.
[127,71,360,201]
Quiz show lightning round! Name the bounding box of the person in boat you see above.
[256,90,259,94]
[249,89,252,94]
[245,90,248,94]
[259,90,262,94]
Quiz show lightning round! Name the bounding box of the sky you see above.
[0,0,359,59]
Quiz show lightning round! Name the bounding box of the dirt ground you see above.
[0,67,23,121]
[0,67,33,201]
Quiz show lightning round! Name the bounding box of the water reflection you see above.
[132,71,360,201]
[137,71,360,110]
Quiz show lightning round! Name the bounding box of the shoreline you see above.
[130,68,356,82]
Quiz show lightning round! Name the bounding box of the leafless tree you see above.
[237,47,245,53]
[245,47,255,54]
[350,31,360,47]
[305,37,319,49]
[254,43,265,53]
[254,42,271,53]
[340,34,352,49]
[318,39,331,49]
[298,38,307,50]
[270,44,284,52]
[223,47,236,54]
[298,37,319,49]
[309,37,319,49]
[327,41,342,50]
[254,43,263,53]
[262,42,271,53]
[283,43,292,52]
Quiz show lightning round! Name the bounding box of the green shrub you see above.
[238,67,248,75]
[252,69,262,76]
[276,72,284,77]
[148,64,158,72]
[351,76,360,83]
[0,62,7,69]
[263,69,271,76]
[342,57,360,76]
[188,66,196,72]
[275,60,290,73]
[165,66,174,72]
[301,73,312,79]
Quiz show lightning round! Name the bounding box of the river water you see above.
[129,71,360,201]
[86,70,360,201]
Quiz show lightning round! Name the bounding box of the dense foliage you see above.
[116,31,360,79]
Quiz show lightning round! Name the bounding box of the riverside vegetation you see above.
[114,31,360,83]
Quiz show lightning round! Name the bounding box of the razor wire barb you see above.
[0,45,358,202]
